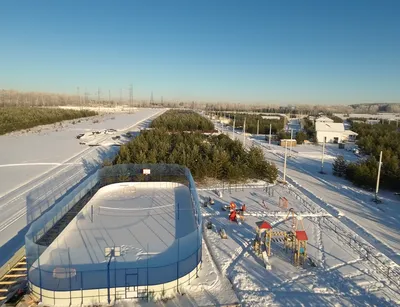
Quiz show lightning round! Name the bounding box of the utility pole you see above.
[233,116,236,139]
[120,88,122,104]
[257,119,259,135]
[269,123,272,145]
[283,140,288,183]
[150,91,154,105]
[374,151,383,203]
[108,90,111,104]
[77,87,80,105]
[243,117,246,148]
[289,128,294,157]
[129,84,133,106]
[320,137,326,174]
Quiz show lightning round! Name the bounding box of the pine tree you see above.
[332,155,347,177]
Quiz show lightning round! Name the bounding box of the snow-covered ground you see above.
[217,122,400,265]
[0,108,165,268]
[198,185,399,306]
[203,121,400,306]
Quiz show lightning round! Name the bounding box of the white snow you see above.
[37,182,196,267]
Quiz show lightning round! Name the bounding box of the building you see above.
[315,122,345,143]
[261,115,281,120]
[315,116,334,123]
[366,119,380,125]
[341,130,358,142]
[280,139,297,147]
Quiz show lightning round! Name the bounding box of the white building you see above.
[261,115,281,120]
[342,130,358,142]
[315,116,334,123]
[315,122,345,143]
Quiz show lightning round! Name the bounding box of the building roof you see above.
[315,122,345,133]
[295,230,308,241]
[315,116,334,123]
[342,130,358,136]
[261,116,281,120]
[256,221,272,229]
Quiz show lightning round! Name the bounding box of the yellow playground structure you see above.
[253,208,308,267]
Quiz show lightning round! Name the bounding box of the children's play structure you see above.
[224,201,246,224]
[253,208,308,268]
[204,196,215,207]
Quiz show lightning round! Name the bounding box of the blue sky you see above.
[0,1,399,104]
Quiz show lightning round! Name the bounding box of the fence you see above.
[281,183,400,291]
[25,164,203,305]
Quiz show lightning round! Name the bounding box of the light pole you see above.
[283,140,288,183]
[269,123,272,145]
[374,151,383,203]
[243,117,246,148]
[320,137,326,174]
[232,116,236,139]
[257,119,259,136]
[289,128,294,157]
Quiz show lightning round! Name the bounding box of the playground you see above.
[199,184,400,306]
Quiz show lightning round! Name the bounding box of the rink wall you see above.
[25,164,202,306]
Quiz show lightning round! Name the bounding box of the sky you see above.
[0,0,400,105]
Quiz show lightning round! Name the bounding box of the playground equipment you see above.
[204,197,214,207]
[219,228,228,239]
[221,201,236,211]
[253,209,308,268]
[279,197,288,209]
[253,221,272,256]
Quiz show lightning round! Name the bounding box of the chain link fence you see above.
[25,164,202,305]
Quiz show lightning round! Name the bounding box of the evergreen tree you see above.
[295,131,307,144]
[332,155,347,177]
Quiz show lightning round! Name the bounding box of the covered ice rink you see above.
[27,180,202,305]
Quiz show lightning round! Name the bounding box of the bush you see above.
[332,156,347,177]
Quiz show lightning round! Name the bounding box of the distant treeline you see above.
[150,110,214,131]
[0,107,97,135]
[113,110,278,183]
[224,113,285,134]
[333,122,400,191]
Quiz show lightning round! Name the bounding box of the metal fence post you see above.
[37,244,42,301]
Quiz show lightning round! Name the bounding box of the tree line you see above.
[333,122,400,191]
[113,129,277,183]
[0,107,97,135]
[150,110,214,131]
[113,110,278,183]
